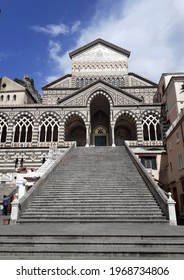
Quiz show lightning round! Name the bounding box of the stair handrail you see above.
[124,141,177,225]
[10,143,76,224]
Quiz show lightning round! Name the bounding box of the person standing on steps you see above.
[3,195,10,216]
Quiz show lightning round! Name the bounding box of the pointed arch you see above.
[141,111,162,141]
[0,114,8,143]
[39,112,59,143]
[13,113,34,143]
[64,112,86,146]
[114,112,137,145]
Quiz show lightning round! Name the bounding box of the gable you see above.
[69,38,130,58]
[59,81,141,107]
[0,76,25,91]
[42,74,72,89]
[71,44,129,64]
[128,73,157,87]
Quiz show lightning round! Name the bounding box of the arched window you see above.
[0,116,7,143]
[0,95,4,101]
[142,115,162,141]
[76,78,79,87]
[13,115,33,143]
[7,95,10,101]
[13,95,16,101]
[39,115,59,142]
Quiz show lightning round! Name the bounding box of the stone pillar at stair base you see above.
[10,197,19,224]
[167,192,177,226]
[16,179,26,199]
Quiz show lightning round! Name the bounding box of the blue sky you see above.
[0,0,184,94]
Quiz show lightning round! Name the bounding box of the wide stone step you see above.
[18,218,168,224]
[26,205,160,209]
[24,210,163,215]
[20,214,165,219]
[30,200,159,205]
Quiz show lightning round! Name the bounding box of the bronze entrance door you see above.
[95,135,106,146]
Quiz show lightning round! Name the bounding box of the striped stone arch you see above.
[64,111,87,147]
[140,110,162,141]
[87,90,114,107]
[12,111,36,124]
[63,111,87,125]
[39,111,61,124]
[0,112,10,122]
[114,110,137,145]
[139,109,161,121]
[113,110,138,123]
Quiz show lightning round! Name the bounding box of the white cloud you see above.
[46,0,184,83]
[46,40,71,83]
[32,23,69,37]
[71,21,81,33]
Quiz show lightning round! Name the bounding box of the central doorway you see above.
[94,126,107,146]
[90,93,110,146]
[95,136,106,146]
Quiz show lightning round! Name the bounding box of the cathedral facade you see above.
[0,38,167,192]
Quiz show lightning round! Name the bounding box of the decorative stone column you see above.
[111,123,116,147]
[6,120,14,147]
[85,123,90,147]
[58,121,65,146]
[136,120,144,145]
[32,121,39,147]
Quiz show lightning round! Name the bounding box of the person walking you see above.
[3,195,10,216]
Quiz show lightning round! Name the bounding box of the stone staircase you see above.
[1,223,184,259]
[18,146,167,223]
[1,146,184,259]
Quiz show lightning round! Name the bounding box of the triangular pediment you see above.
[69,39,130,64]
[59,80,142,107]
[69,38,130,59]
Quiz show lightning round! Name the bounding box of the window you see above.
[0,95,4,101]
[39,115,59,142]
[13,95,16,101]
[13,115,33,143]
[7,95,10,101]
[142,115,162,141]
[0,116,7,142]
[178,153,184,169]
[176,131,180,143]
[140,157,157,170]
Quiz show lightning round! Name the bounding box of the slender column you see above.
[136,120,144,145]
[111,123,116,147]
[85,123,90,147]
[6,121,14,147]
[32,121,39,147]
[58,122,65,146]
